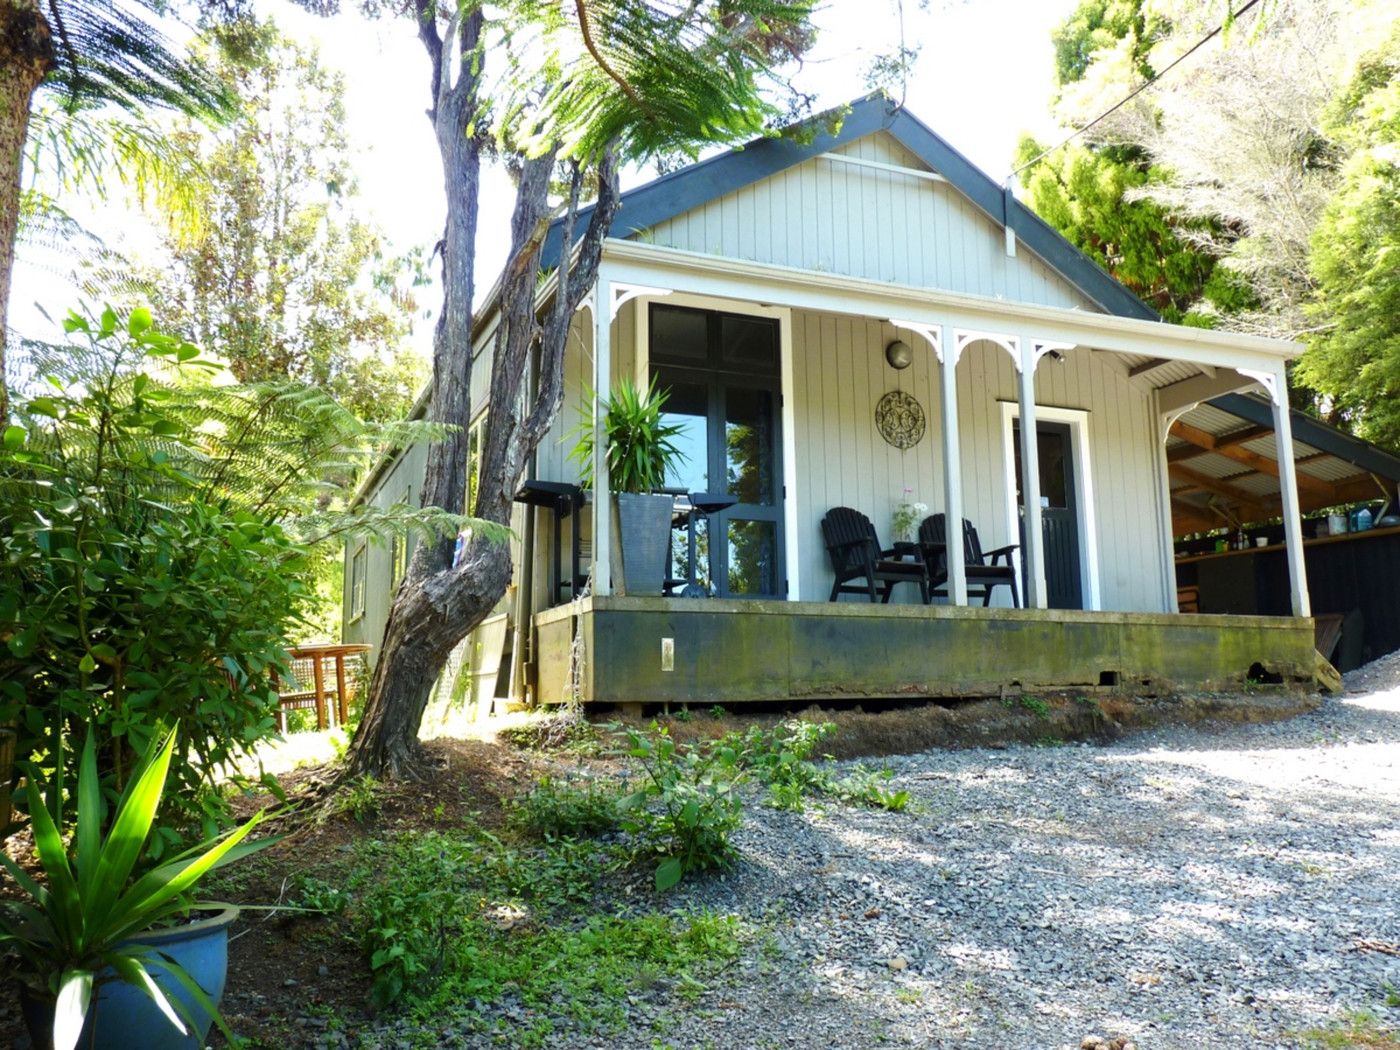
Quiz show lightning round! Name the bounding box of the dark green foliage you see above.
[1014,138,1244,325]
[0,307,309,844]
[1019,1,1248,328]
[0,305,461,843]
[1296,27,1400,452]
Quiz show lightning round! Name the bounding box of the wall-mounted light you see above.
[885,339,913,370]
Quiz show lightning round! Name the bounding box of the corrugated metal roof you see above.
[1303,459,1371,484]
[1166,391,1400,535]
[1138,360,1205,389]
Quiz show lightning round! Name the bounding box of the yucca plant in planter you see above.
[570,378,686,595]
[0,725,273,1050]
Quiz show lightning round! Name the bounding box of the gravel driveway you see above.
[591,669,1400,1050]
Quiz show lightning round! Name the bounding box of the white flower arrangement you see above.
[891,488,928,543]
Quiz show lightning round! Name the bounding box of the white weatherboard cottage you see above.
[346,95,1318,709]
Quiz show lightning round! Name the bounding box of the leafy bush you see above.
[0,305,461,844]
[508,775,627,840]
[617,727,744,891]
[0,308,311,843]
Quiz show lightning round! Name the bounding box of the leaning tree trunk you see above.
[345,2,623,780]
[345,1,486,780]
[0,0,53,415]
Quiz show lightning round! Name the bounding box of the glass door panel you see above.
[725,386,777,506]
[726,519,777,596]
[651,304,784,599]
[660,380,709,494]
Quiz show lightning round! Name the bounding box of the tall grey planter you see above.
[613,492,674,596]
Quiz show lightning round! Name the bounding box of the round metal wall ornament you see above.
[875,390,925,449]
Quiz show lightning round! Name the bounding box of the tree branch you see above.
[415,0,444,118]
[573,0,643,108]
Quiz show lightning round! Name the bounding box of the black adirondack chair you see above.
[918,514,1020,607]
[821,507,930,603]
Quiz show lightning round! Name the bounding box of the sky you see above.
[10,0,1081,353]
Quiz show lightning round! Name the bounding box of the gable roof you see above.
[542,93,1159,322]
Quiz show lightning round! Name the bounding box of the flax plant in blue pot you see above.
[0,725,273,1050]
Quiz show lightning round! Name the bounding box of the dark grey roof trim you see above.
[1208,393,1400,482]
[544,94,1160,322]
[882,107,1158,321]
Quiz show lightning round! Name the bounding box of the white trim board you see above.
[999,402,1102,612]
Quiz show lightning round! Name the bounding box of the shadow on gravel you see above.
[656,697,1400,1049]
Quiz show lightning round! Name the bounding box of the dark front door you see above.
[651,303,784,599]
[1013,420,1083,610]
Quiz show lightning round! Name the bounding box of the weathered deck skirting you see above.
[533,597,1316,706]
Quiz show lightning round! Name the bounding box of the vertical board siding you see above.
[792,312,945,605]
[343,441,429,654]
[791,316,1167,613]
[643,131,1096,311]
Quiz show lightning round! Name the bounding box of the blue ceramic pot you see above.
[21,905,239,1050]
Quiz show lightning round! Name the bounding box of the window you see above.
[349,542,368,621]
[390,486,411,587]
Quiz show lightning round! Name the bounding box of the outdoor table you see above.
[282,643,372,730]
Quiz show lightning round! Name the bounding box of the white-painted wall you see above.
[788,311,1168,612]
[644,132,1095,311]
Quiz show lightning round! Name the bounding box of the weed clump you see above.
[508,774,628,840]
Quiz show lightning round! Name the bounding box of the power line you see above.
[1009,0,1263,180]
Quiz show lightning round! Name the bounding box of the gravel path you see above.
[346,663,1400,1050]
[548,674,1400,1049]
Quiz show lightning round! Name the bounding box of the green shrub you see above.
[508,775,627,840]
[824,764,911,812]
[0,308,311,844]
[727,719,836,811]
[617,727,744,891]
[0,305,459,845]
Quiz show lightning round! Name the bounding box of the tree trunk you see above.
[345,2,486,780]
[0,0,53,415]
[344,5,621,782]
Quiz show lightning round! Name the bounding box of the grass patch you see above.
[1297,1011,1400,1049]
[507,774,629,840]
[404,909,742,1045]
[347,827,745,1045]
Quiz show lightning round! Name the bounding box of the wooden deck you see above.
[531,597,1317,706]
